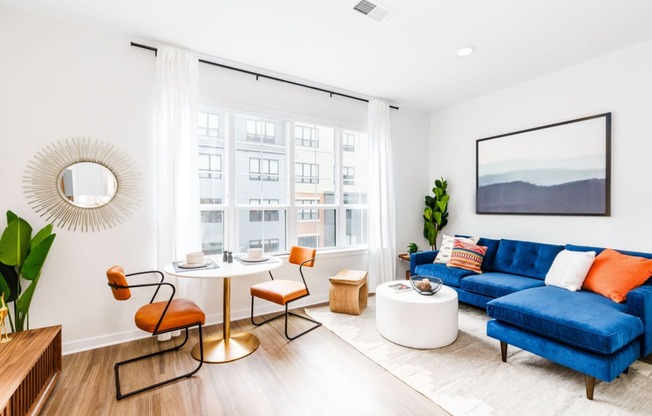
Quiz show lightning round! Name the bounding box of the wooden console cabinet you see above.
[0,326,62,416]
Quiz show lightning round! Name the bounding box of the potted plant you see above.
[407,242,420,255]
[0,211,56,332]
[423,177,449,250]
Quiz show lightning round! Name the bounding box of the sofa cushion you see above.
[491,239,564,280]
[478,237,500,272]
[434,234,479,264]
[582,249,652,303]
[460,272,545,298]
[545,249,596,291]
[486,286,642,355]
[414,263,475,288]
[447,240,487,273]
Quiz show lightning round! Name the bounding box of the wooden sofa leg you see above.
[500,341,507,362]
[585,375,595,400]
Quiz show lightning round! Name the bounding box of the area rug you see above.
[306,298,652,416]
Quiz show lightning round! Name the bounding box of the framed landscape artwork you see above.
[476,113,611,216]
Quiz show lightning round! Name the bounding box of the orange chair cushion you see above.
[250,280,308,306]
[107,265,131,300]
[135,298,205,333]
[582,248,652,303]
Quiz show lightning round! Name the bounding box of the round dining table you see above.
[164,255,282,364]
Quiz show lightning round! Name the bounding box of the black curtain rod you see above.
[131,42,399,110]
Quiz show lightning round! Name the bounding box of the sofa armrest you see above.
[410,250,438,276]
[626,285,652,357]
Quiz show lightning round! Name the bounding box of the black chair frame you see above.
[108,270,204,400]
[250,257,322,340]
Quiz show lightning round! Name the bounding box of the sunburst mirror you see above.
[23,138,141,232]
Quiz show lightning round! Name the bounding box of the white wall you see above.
[0,7,430,353]
[430,39,652,251]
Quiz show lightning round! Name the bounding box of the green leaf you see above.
[21,234,56,280]
[0,263,18,302]
[436,201,448,212]
[30,224,53,251]
[0,271,10,303]
[0,217,32,266]
[434,188,443,198]
[434,179,442,188]
[434,211,442,224]
[6,211,18,224]
[424,196,435,208]
[17,277,37,313]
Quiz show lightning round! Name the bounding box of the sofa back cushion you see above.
[478,237,500,271]
[491,239,564,280]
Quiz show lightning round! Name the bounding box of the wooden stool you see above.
[329,269,368,315]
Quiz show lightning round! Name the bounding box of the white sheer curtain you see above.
[367,99,396,289]
[156,46,202,296]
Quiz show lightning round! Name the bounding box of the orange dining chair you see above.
[106,265,205,400]
[250,246,322,340]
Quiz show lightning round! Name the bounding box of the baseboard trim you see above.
[62,293,330,355]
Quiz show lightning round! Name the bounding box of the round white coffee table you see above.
[376,280,458,349]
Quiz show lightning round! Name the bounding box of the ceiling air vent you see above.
[353,0,391,22]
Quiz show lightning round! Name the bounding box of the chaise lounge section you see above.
[410,237,652,399]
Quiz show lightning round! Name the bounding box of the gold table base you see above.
[191,331,260,363]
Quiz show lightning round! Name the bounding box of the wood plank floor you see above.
[41,308,449,416]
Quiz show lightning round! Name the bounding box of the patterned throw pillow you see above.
[434,234,480,264]
[447,239,487,273]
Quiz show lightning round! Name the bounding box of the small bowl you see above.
[410,276,443,296]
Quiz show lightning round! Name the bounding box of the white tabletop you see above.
[163,255,282,279]
[376,280,457,304]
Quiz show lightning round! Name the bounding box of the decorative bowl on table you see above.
[409,276,443,296]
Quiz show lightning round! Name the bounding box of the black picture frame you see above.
[476,113,611,216]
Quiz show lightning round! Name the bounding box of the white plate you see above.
[178,261,210,269]
[239,256,269,263]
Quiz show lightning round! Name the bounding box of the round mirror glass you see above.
[57,162,118,208]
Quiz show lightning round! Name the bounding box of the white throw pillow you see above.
[434,234,480,264]
[545,250,596,291]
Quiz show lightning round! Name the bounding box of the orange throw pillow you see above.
[582,248,652,303]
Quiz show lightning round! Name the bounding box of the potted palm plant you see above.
[0,211,56,332]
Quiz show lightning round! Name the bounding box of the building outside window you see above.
[343,166,355,185]
[198,112,220,137]
[295,163,319,184]
[297,198,319,221]
[343,132,355,152]
[246,119,275,144]
[198,106,367,254]
[249,158,279,181]
[295,124,319,148]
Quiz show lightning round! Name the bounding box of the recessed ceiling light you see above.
[457,47,476,57]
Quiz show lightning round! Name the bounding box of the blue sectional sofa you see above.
[410,237,652,399]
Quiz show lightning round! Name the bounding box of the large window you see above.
[197,106,367,254]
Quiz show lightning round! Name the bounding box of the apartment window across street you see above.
[249,158,279,181]
[295,163,319,184]
[343,132,355,152]
[343,166,355,185]
[197,105,367,253]
[246,119,275,144]
[297,198,319,221]
[198,112,220,137]
[295,125,319,148]
[199,153,222,179]
[249,199,280,222]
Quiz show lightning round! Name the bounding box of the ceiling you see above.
[4,0,652,112]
